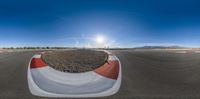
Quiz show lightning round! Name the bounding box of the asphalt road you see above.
[1,50,200,99]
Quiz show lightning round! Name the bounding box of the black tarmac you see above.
[0,50,200,99]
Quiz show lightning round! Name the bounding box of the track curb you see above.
[28,50,122,98]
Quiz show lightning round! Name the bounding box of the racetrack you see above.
[1,50,200,99]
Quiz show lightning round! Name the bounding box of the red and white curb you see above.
[28,51,122,98]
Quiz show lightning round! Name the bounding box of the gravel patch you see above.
[41,49,108,73]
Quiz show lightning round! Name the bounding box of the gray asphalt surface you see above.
[1,50,200,99]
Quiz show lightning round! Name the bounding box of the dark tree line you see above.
[2,47,75,49]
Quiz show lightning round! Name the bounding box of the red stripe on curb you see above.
[30,58,47,68]
[94,60,119,80]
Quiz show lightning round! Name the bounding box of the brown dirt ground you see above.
[41,49,108,73]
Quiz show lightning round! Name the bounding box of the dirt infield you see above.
[41,49,108,73]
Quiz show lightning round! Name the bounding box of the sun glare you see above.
[96,35,105,44]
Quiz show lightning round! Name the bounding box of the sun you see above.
[96,35,105,44]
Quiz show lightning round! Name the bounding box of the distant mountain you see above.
[135,46,188,49]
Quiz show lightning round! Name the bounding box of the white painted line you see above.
[108,55,118,61]
[32,54,42,58]
[40,52,46,54]
[176,51,187,54]
[195,51,200,53]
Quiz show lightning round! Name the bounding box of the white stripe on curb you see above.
[28,51,122,98]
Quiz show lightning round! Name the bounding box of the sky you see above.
[0,0,200,48]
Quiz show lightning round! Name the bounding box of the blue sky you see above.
[0,0,200,48]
